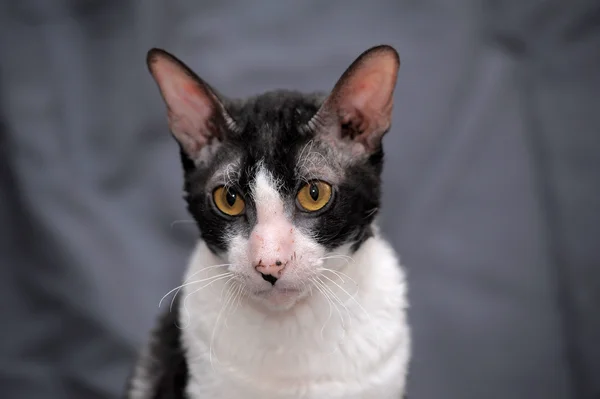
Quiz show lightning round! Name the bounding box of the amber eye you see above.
[213,186,245,216]
[296,181,333,212]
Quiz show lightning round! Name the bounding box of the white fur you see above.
[177,169,410,398]
[181,236,409,399]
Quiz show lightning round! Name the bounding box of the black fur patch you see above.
[124,298,188,399]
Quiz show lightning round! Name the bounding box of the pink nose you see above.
[255,260,286,284]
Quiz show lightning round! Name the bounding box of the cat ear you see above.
[310,45,400,154]
[146,48,236,159]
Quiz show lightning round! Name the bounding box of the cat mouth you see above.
[254,286,301,296]
[251,286,305,309]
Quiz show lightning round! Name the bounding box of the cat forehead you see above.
[230,90,325,125]
[209,147,341,190]
[202,91,341,182]
[226,91,324,145]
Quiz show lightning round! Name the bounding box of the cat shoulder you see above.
[124,298,188,399]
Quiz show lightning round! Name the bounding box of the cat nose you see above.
[255,260,285,285]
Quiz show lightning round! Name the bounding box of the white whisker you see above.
[319,273,363,312]
[159,267,232,310]
[178,273,234,329]
[318,254,355,263]
[321,274,381,352]
[210,277,236,370]
[317,268,359,288]
[312,277,347,353]
[316,276,351,326]
[170,219,196,228]
[318,273,382,349]
[224,282,244,329]
[161,263,233,310]
[364,207,379,218]
[310,277,334,340]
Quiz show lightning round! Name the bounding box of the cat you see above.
[125,44,410,399]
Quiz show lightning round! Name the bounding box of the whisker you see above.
[224,282,244,329]
[312,277,347,353]
[295,140,314,174]
[318,254,355,263]
[310,277,334,340]
[178,273,234,329]
[317,268,359,288]
[231,283,247,317]
[210,277,237,370]
[182,264,235,285]
[364,207,379,219]
[159,269,232,310]
[162,263,233,310]
[319,273,362,310]
[318,273,382,348]
[170,219,196,228]
[316,276,350,327]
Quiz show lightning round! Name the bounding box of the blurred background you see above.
[1,0,599,398]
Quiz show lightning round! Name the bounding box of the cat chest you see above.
[183,342,408,399]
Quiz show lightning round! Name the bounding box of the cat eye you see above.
[213,186,245,216]
[296,181,333,212]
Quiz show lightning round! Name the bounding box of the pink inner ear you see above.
[176,82,213,123]
[150,57,216,156]
[343,64,395,112]
[321,49,399,153]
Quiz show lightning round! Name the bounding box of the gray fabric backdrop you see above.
[1,0,599,398]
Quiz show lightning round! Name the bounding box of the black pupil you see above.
[309,184,319,201]
[225,190,237,207]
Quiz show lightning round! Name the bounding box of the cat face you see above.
[148,46,400,310]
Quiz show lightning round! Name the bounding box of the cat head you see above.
[148,45,400,310]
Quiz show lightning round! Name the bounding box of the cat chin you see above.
[248,286,310,312]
